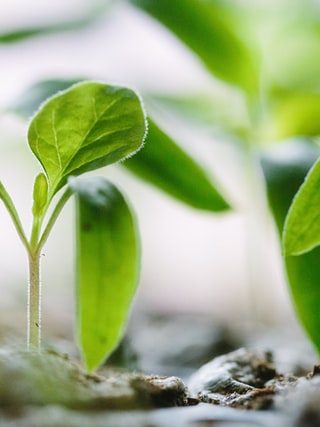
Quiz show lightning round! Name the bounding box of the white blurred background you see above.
[0,0,297,341]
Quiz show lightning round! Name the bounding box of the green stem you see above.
[38,189,72,252]
[1,181,71,350]
[26,189,71,349]
[28,252,41,350]
[0,182,30,253]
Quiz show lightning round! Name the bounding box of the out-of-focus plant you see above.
[127,0,320,347]
[9,79,231,213]
[0,2,110,43]
[129,0,320,139]
[5,0,320,349]
[277,151,320,353]
[261,140,320,349]
[0,81,148,372]
[2,74,232,371]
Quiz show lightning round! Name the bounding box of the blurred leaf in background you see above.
[8,79,81,118]
[129,0,259,94]
[265,91,320,141]
[5,0,320,351]
[283,157,320,257]
[127,0,320,354]
[262,139,320,354]
[125,120,230,212]
[0,1,110,43]
[264,15,320,93]
[129,0,320,148]
[261,140,320,231]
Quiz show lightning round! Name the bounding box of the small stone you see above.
[131,375,190,407]
[189,348,277,410]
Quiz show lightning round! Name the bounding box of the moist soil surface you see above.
[1,346,320,426]
[1,314,320,426]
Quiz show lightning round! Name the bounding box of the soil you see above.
[0,348,190,412]
[1,315,320,426]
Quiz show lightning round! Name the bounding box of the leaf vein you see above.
[51,110,62,170]
[52,95,123,189]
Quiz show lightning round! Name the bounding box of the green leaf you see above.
[283,156,320,256]
[11,79,229,211]
[130,0,258,92]
[262,139,320,354]
[70,176,140,372]
[265,18,320,94]
[266,91,320,140]
[261,140,320,232]
[285,249,320,355]
[28,81,147,197]
[125,119,230,212]
[32,173,49,217]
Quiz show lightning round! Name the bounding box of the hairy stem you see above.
[28,252,41,350]
[0,182,30,253]
[26,189,71,350]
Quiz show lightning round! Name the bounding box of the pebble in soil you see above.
[189,348,278,410]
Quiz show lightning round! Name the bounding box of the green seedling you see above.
[280,155,320,353]
[0,81,147,372]
[6,0,320,355]
[10,79,230,214]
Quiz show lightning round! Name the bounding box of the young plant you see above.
[9,1,320,345]
[0,81,147,372]
[280,156,320,353]
[9,79,230,214]
[126,0,320,334]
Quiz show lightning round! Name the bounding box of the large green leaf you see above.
[261,139,320,354]
[130,0,257,93]
[283,157,320,256]
[266,91,320,141]
[261,140,320,231]
[284,249,320,355]
[12,79,230,212]
[266,20,320,94]
[28,81,147,197]
[125,119,230,212]
[70,176,140,372]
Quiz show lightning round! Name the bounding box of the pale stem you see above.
[26,189,71,350]
[28,252,41,350]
